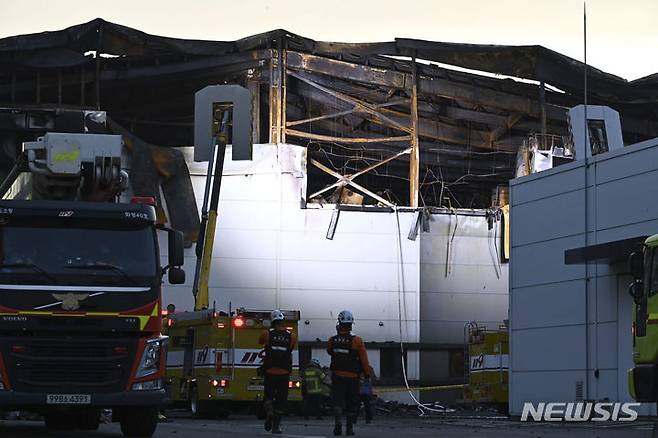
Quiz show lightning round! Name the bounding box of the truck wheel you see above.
[190,386,214,418]
[44,412,75,430]
[76,408,101,430]
[119,407,158,437]
[190,386,201,416]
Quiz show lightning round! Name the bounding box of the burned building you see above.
[1,19,658,393]
[2,18,658,210]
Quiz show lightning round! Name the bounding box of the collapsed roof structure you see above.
[1,18,657,208]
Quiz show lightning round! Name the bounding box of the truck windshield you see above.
[0,225,157,282]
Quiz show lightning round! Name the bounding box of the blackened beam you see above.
[286,129,411,143]
[378,106,517,151]
[287,101,514,164]
[291,77,517,151]
[287,69,564,134]
[286,102,519,160]
[309,158,395,206]
[286,51,658,138]
[287,51,550,117]
[410,54,420,208]
[445,106,566,135]
[308,148,411,199]
[287,69,412,134]
[286,99,407,127]
[489,113,523,143]
[0,50,269,96]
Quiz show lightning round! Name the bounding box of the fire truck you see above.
[164,308,302,416]
[462,322,509,413]
[0,121,186,437]
[628,235,658,401]
[163,85,302,417]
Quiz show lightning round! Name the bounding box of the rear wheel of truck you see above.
[119,407,158,437]
[189,386,208,417]
[190,386,200,416]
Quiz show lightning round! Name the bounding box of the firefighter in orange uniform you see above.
[259,310,297,435]
[327,310,371,436]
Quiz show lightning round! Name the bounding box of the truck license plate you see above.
[46,394,91,405]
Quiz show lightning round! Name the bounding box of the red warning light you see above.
[209,379,229,388]
[233,317,245,329]
[130,196,156,206]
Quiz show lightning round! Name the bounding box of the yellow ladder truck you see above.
[462,322,509,414]
[164,308,302,416]
[163,85,302,416]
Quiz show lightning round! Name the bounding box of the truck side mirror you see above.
[629,251,644,280]
[168,267,186,285]
[168,229,185,267]
[629,280,645,303]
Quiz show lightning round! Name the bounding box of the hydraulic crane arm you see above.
[192,85,253,311]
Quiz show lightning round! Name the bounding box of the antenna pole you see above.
[583,1,588,149]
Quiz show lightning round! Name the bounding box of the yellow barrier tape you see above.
[374,384,464,394]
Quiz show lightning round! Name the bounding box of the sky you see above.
[1,0,657,81]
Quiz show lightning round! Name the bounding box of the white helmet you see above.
[270,310,285,322]
[337,310,354,324]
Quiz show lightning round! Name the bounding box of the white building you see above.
[161,143,508,388]
[509,127,658,416]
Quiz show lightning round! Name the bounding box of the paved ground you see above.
[2,416,658,438]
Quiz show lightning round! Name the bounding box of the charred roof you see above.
[1,18,657,207]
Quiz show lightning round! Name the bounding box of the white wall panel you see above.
[511,189,585,246]
[512,280,586,330]
[421,264,508,294]
[420,212,509,346]
[509,137,658,415]
[510,370,587,413]
[511,236,586,288]
[511,326,586,372]
[420,293,507,324]
[278,289,418,320]
[163,144,509,377]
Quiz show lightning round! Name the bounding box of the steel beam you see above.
[286,129,411,144]
[287,70,411,134]
[286,51,560,122]
[309,157,398,206]
[410,55,420,208]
